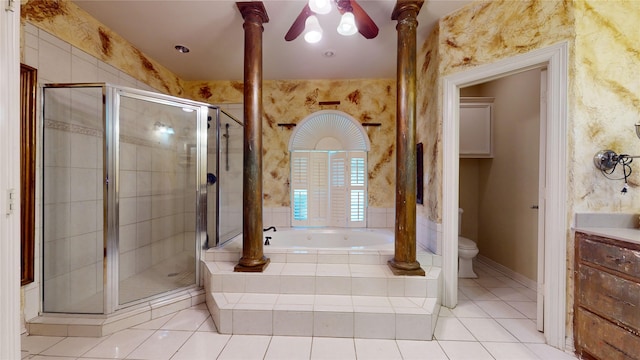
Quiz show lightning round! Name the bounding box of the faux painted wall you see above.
[21,0,184,96]
[418,0,640,342]
[185,79,397,208]
[418,0,574,224]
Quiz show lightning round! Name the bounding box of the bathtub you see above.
[262,227,394,250]
[206,227,435,265]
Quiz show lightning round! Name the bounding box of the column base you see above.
[234,257,270,272]
[388,259,425,276]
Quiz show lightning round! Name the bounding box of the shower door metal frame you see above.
[107,85,212,313]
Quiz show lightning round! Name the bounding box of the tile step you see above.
[203,261,442,298]
[206,292,440,340]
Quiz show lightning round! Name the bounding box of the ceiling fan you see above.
[285,0,379,43]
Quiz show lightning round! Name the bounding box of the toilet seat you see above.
[458,236,477,250]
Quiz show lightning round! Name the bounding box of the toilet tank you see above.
[458,208,464,234]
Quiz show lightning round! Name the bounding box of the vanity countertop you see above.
[574,212,640,246]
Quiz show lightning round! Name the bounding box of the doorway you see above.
[458,68,544,329]
[442,42,568,349]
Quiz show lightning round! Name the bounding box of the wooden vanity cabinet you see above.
[574,231,640,360]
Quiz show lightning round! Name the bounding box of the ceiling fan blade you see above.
[349,0,379,39]
[285,4,313,41]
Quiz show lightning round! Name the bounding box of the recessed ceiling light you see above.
[323,49,335,58]
[174,45,190,53]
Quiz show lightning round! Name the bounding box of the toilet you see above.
[458,208,479,278]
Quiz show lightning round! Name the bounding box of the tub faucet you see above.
[263,226,277,232]
[264,236,271,246]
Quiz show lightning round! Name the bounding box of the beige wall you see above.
[459,70,541,281]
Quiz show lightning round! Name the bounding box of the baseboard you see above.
[475,255,537,290]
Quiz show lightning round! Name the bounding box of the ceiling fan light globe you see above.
[304,30,322,43]
[309,0,331,15]
[337,12,358,36]
[304,15,323,43]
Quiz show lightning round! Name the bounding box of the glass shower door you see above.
[42,85,105,314]
[216,110,243,244]
[116,91,203,306]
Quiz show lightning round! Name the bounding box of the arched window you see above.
[288,110,370,227]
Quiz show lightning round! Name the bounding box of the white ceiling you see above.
[73,0,470,81]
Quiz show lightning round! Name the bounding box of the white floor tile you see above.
[396,339,448,360]
[438,340,494,360]
[459,318,518,342]
[125,330,191,360]
[433,317,475,341]
[459,286,500,301]
[310,338,355,360]
[21,335,65,354]
[41,337,105,358]
[450,300,490,318]
[508,301,538,319]
[525,343,578,359]
[490,287,532,302]
[482,341,539,359]
[161,309,210,331]
[170,332,231,360]
[132,313,174,330]
[496,319,546,343]
[217,335,271,360]
[28,356,77,360]
[354,339,402,359]
[196,316,217,332]
[516,287,538,301]
[83,329,153,359]
[474,300,527,319]
[494,276,527,289]
[264,336,312,360]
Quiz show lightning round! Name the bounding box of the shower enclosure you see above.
[207,107,244,248]
[41,83,242,314]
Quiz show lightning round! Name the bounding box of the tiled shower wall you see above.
[21,23,175,318]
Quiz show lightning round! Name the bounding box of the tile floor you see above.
[21,262,577,359]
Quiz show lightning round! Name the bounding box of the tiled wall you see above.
[262,207,396,229]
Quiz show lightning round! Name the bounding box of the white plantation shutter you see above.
[291,152,309,226]
[348,152,366,227]
[290,150,367,227]
[308,152,329,226]
[330,152,347,227]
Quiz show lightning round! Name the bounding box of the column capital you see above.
[237,2,270,24]
[391,0,424,21]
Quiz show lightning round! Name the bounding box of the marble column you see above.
[388,0,425,276]
[235,1,270,272]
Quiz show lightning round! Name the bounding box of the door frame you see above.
[442,42,568,349]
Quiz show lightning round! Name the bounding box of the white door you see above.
[536,69,548,332]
